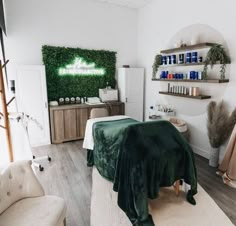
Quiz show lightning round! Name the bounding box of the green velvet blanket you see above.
[87,118,138,179]
[87,119,197,226]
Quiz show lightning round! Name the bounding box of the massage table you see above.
[83,116,197,226]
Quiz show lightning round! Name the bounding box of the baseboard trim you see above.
[31,140,51,148]
[190,143,210,159]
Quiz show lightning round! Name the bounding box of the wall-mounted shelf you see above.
[159,62,205,68]
[160,43,216,54]
[159,62,229,68]
[152,78,229,83]
[159,91,211,100]
[156,42,230,101]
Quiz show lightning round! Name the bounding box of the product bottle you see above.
[149,106,154,117]
[81,97,84,104]
[198,71,202,80]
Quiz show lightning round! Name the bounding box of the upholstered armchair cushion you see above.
[0,160,66,226]
[0,160,44,215]
[0,195,66,226]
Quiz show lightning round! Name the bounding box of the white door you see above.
[16,65,51,147]
[125,68,144,121]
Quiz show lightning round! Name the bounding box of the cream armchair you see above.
[0,160,66,226]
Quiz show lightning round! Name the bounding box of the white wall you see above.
[137,0,236,159]
[1,0,138,163]
[4,0,138,76]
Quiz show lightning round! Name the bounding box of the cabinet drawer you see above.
[110,105,121,116]
[64,109,77,139]
[110,104,124,116]
[77,108,89,138]
[53,110,64,143]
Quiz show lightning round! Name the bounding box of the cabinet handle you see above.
[126,98,128,103]
[45,102,48,108]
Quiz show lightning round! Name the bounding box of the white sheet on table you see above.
[82,115,131,150]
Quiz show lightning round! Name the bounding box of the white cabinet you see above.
[118,68,144,121]
[16,65,51,147]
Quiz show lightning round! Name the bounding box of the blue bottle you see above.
[186,52,192,63]
[192,52,198,63]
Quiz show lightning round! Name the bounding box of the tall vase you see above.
[209,147,220,167]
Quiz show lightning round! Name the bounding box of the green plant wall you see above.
[42,45,117,101]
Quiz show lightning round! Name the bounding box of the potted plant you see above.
[207,101,236,167]
[203,44,231,80]
[152,54,162,79]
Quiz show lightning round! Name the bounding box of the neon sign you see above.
[58,57,106,76]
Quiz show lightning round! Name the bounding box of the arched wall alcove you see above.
[156,23,232,158]
[158,23,231,116]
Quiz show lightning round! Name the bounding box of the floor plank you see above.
[33,141,236,226]
[195,154,236,224]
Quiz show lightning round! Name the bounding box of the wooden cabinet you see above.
[49,102,124,144]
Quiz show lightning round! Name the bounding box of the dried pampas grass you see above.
[207,101,236,148]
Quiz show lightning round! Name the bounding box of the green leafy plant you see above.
[42,45,116,101]
[203,44,231,80]
[152,54,162,78]
[207,101,236,148]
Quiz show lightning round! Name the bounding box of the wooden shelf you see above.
[160,43,216,54]
[159,62,205,68]
[159,91,211,100]
[152,79,229,83]
[159,62,230,68]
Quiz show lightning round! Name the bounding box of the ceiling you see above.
[91,0,152,9]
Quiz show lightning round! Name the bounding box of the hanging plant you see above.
[152,54,162,79]
[202,44,231,80]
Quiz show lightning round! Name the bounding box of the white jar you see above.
[190,36,199,45]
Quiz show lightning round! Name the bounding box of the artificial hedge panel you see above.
[42,45,117,101]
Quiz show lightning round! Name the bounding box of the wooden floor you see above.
[33,141,92,226]
[33,141,236,226]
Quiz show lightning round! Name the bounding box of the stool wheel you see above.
[39,165,44,171]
